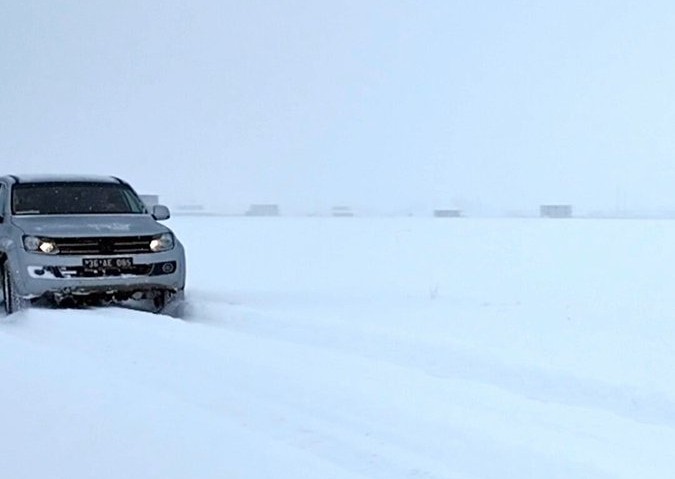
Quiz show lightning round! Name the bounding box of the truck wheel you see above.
[152,290,168,314]
[2,263,25,315]
[152,289,186,317]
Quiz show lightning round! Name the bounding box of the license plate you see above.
[83,257,133,269]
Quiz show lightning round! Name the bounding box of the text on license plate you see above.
[83,257,133,269]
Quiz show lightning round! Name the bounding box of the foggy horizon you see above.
[3,1,675,216]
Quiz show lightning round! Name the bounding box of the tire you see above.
[152,289,186,317]
[2,263,25,315]
[152,290,168,314]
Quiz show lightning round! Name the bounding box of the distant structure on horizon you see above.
[540,204,573,218]
[172,204,208,216]
[139,194,159,209]
[331,206,354,217]
[246,204,280,216]
[433,209,462,218]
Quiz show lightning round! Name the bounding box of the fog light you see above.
[162,262,175,274]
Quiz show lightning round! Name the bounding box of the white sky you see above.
[3,1,675,215]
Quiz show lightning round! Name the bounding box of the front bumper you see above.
[9,242,186,299]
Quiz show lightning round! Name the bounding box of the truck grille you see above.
[54,236,153,255]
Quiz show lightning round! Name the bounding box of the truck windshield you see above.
[12,182,148,215]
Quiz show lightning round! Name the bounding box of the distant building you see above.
[540,205,573,218]
[433,209,462,218]
[139,194,159,207]
[172,204,207,216]
[175,204,205,211]
[246,204,280,216]
[331,206,354,217]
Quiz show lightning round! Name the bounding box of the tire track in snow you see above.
[191,298,675,433]
[4,307,617,479]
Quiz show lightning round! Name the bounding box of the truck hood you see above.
[11,215,170,237]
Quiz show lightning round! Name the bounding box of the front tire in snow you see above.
[152,289,186,318]
[2,262,26,315]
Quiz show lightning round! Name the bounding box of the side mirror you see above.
[152,205,171,221]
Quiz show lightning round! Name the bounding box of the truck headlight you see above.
[23,236,59,254]
[149,233,174,252]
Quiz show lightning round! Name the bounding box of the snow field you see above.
[3,217,675,478]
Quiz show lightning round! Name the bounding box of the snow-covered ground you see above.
[3,216,675,478]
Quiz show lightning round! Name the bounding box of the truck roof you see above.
[2,174,122,184]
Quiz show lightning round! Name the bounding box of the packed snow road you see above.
[3,216,675,478]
